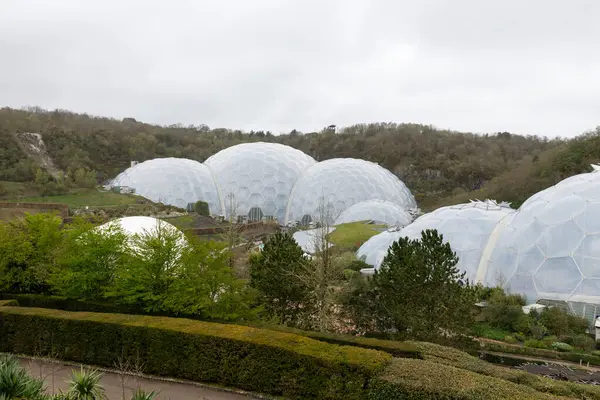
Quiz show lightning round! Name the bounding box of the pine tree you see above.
[249,232,312,325]
[368,229,476,340]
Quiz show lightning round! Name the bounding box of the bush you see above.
[524,339,547,349]
[193,200,209,216]
[0,307,391,400]
[552,342,574,352]
[504,335,518,344]
[571,334,596,352]
[592,350,600,357]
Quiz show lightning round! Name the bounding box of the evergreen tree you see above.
[354,229,476,340]
[249,232,312,325]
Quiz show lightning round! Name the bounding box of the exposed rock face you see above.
[14,132,61,179]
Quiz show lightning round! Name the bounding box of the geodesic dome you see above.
[478,167,600,311]
[110,158,222,214]
[285,158,416,226]
[204,142,316,223]
[334,200,414,227]
[357,229,404,267]
[357,200,514,282]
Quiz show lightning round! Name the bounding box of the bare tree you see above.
[296,196,345,331]
[224,192,243,269]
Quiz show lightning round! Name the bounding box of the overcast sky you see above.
[1,0,599,137]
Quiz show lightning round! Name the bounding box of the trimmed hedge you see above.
[413,341,600,399]
[246,322,422,359]
[368,358,561,400]
[0,300,18,307]
[0,293,151,315]
[481,341,600,367]
[0,293,423,359]
[0,306,391,400]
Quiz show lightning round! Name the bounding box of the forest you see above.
[1,106,599,209]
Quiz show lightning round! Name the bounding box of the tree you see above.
[106,222,185,312]
[354,229,476,340]
[194,200,210,216]
[0,212,64,294]
[163,237,258,321]
[224,192,243,269]
[250,232,312,325]
[52,218,127,301]
[297,196,345,331]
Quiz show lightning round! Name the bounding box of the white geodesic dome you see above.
[285,158,416,226]
[478,166,600,312]
[204,142,316,223]
[334,200,414,227]
[356,200,514,282]
[96,216,187,253]
[110,158,222,214]
[357,229,404,267]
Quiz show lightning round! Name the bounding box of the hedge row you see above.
[413,341,600,399]
[0,293,156,316]
[368,358,560,400]
[0,306,391,400]
[0,300,18,307]
[0,293,423,359]
[246,322,422,359]
[480,341,600,367]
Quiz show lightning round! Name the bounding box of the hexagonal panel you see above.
[534,257,582,294]
[515,245,545,275]
[536,195,586,225]
[205,142,316,222]
[285,158,417,226]
[573,233,600,277]
[537,220,584,258]
[110,157,222,215]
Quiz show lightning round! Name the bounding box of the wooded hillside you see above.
[1,106,597,210]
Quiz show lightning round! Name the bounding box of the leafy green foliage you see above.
[51,219,127,301]
[0,107,566,209]
[0,307,391,400]
[65,368,106,400]
[0,213,64,294]
[193,200,209,216]
[0,354,46,400]
[250,232,312,324]
[348,229,477,340]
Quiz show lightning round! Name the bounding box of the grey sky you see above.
[1,0,599,137]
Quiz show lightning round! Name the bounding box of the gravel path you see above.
[19,357,264,400]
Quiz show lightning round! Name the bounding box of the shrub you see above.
[193,200,209,216]
[571,334,596,352]
[524,339,547,349]
[593,350,600,357]
[504,335,518,344]
[552,342,574,352]
[0,307,391,400]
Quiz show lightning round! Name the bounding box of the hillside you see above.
[1,106,592,210]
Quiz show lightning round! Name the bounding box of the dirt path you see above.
[482,351,600,372]
[19,357,266,400]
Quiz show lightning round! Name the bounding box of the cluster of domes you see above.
[109,142,417,227]
[358,164,600,322]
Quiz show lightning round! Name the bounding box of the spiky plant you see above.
[0,355,47,400]
[130,389,158,400]
[65,368,106,400]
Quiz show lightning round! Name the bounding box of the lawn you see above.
[5,189,142,208]
[329,221,386,250]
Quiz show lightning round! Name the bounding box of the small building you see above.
[111,186,136,194]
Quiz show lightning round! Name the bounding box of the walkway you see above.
[18,357,264,400]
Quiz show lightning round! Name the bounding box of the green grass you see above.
[329,221,386,250]
[472,323,512,341]
[6,189,142,207]
[166,215,196,230]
